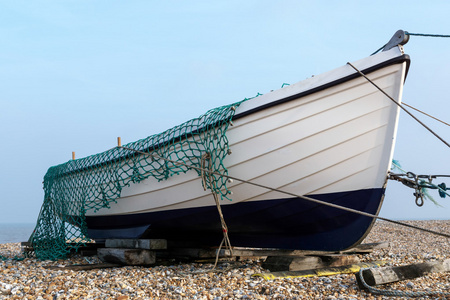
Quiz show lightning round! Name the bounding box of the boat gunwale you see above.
[233,54,410,120]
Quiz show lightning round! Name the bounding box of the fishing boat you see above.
[37,31,410,253]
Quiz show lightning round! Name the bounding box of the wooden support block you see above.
[159,242,386,262]
[263,254,361,272]
[217,242,389,258]
[105,239,167,250]
[21,242,33,253]
[341,242,390,254]
[357,259,450,289]
[160,248,219,259]
[79,249,98,257]
[98,248,156,265]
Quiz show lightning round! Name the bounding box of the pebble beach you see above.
[0,220,449,299]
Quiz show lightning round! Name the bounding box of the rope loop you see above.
[414,192,424,207]
[406,172,416,180]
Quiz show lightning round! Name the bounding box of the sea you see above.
[0,223,35,244]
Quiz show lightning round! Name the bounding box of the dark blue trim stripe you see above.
[86,188,385,251]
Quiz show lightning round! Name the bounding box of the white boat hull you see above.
[79,47,409,250]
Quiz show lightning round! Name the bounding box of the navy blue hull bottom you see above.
[85,188,385,251]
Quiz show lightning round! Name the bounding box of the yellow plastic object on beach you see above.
[252,261,387,280]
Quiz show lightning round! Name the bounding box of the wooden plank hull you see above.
[83,47,409,251]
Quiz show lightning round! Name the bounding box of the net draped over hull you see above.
[31,100,244,260]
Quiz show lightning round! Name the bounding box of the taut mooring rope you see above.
[372,31,450,55]
[119,146,450,240]
[346,62,450,148]
[405,32,450,38]
[402,102,450,127]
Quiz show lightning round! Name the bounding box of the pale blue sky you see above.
[1,1,449,223]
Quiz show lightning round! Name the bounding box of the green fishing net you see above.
[29,100,245,260]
